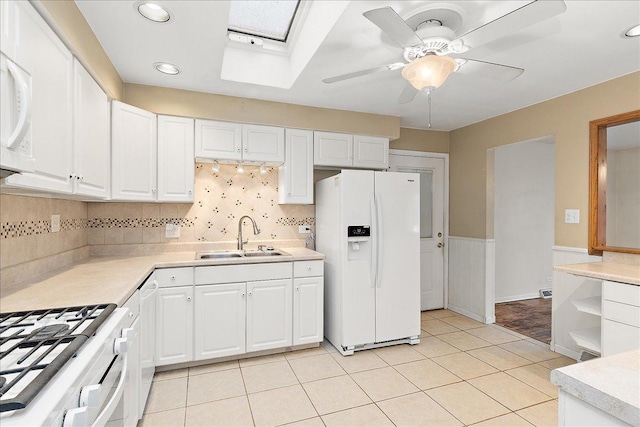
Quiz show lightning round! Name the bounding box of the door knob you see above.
[437,243,444,248]
[437,232,443,238]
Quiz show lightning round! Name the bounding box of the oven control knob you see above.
[63,406,88,427]
[79,384,101,408]
[113,337,129,355]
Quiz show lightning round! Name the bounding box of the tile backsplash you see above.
[87,163,315,246]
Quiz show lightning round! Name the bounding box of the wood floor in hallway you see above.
[495,298,552,344]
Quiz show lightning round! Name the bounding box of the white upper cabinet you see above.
[195,119,242,161]
[3,1,74,194]
[195,119,284,164]
[313,131,353,168]
[157,115,194,202]
[111,101,157,201]
[353,135,389,169]
[278,129,313,205]
[73,59,110,198]
[242,124,285,164]
[314,131,389,170]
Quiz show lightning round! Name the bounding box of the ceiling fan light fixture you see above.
[401,55,457,90]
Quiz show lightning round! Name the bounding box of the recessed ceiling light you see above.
[154,62,180,75]
[137,3,170,23]
[624,24,640,37]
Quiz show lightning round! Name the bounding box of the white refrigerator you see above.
[316,170,421,355]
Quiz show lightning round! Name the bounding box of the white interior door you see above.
[389,153,446,311]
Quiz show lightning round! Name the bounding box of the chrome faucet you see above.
[237,215,260,250]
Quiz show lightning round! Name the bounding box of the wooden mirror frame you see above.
[588,109,640,255]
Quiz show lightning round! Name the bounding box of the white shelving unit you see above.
[568,327,601,355]
[571,296,602,316]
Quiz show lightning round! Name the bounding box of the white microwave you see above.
[0,52,34,178]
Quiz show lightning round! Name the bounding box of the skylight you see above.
[228,0,300,42]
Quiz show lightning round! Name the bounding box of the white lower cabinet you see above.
[246,279,293,352]
[194,283,246,360]
[293,276,323,345]
[156,286,194,366]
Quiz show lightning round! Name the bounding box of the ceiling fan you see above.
[323,1,567,105]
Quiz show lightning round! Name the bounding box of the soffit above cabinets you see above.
[73,1,640,131]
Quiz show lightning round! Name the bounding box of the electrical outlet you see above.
[51,214,60,233]
[165,223,180,238]
[564,209,580,224]
[298,225,311,234]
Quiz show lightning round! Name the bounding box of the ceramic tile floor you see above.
[139,310,576,427]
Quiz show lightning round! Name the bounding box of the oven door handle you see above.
[91,354,128,427]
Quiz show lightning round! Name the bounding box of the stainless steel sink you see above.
[243,250,288,257]
[196,249,290,260]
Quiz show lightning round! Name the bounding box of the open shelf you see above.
[569,327,601,355]
[571,296,602,317]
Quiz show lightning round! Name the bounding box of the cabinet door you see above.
[602,319,640,357]
[313,131,353,167]
[139,276,157,418]
[195,119,241,161]
[4,1,74,193]
[158,115,194,202]
[293,277,324,345]
[111,101,157,201]
[242,124,284,164]
[353,135,389,169]
[73,59,110,198]
[246,279,293,352]
[278,129,313,204]
[156,286,193,366]
[0,1,17,59]
[194,283,246,360]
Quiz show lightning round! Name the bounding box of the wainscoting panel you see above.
[551,246,602,359]
[448,237,494,323]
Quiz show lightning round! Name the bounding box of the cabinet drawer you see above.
[603,300,640,327]
[156,267,194,287]
[196,262,292,285]
[603,319,640,356]
[294,261,323,278]
[603,281,640,307]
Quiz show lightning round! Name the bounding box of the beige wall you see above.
[449,71,640,248]
[123,84,401,139]
[39,0,123,100]
[391,128,449,153]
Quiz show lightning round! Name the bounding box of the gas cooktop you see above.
[0,304,116,412]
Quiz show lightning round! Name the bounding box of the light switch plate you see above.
[51,214,60,233]
[564,209,580,224]
[165,223,180,238]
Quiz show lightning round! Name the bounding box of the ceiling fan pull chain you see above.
[427,86,432,128]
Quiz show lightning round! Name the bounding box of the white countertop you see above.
[0,248,324,312]
[554,262,640,286]
[550,350,640,426]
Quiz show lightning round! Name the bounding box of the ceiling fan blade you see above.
[398,84,418,104]
[459,0,567,49]
[322,62,405,84]
[456,58,524,82]
[363,7,424,48]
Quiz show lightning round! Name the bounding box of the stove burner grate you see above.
[0,303,116,413]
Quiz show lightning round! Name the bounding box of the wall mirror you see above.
[589,109,640,255]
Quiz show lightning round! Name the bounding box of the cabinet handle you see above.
[295,286,299,291]
[248,291,252,296]
[237,148,241,152]
[69,173,76,179]
[171,275,176,280]
[307,267,312,271]
[288,192,291,196]
[152,188,157,193]
[188,190,192,194]
[78,175,84,181]
[186,296,192,301]
[241,292,245,297]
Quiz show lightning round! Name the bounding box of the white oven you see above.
[0,306,136,427]
[0,52,34,178]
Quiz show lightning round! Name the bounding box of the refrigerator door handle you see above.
[375,193,383,288]
[370,193,378,288]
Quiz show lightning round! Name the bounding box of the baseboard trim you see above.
[495,293,541,303]
[550,342,581,361]
[552,246,589,254]
[448,304,490,324]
